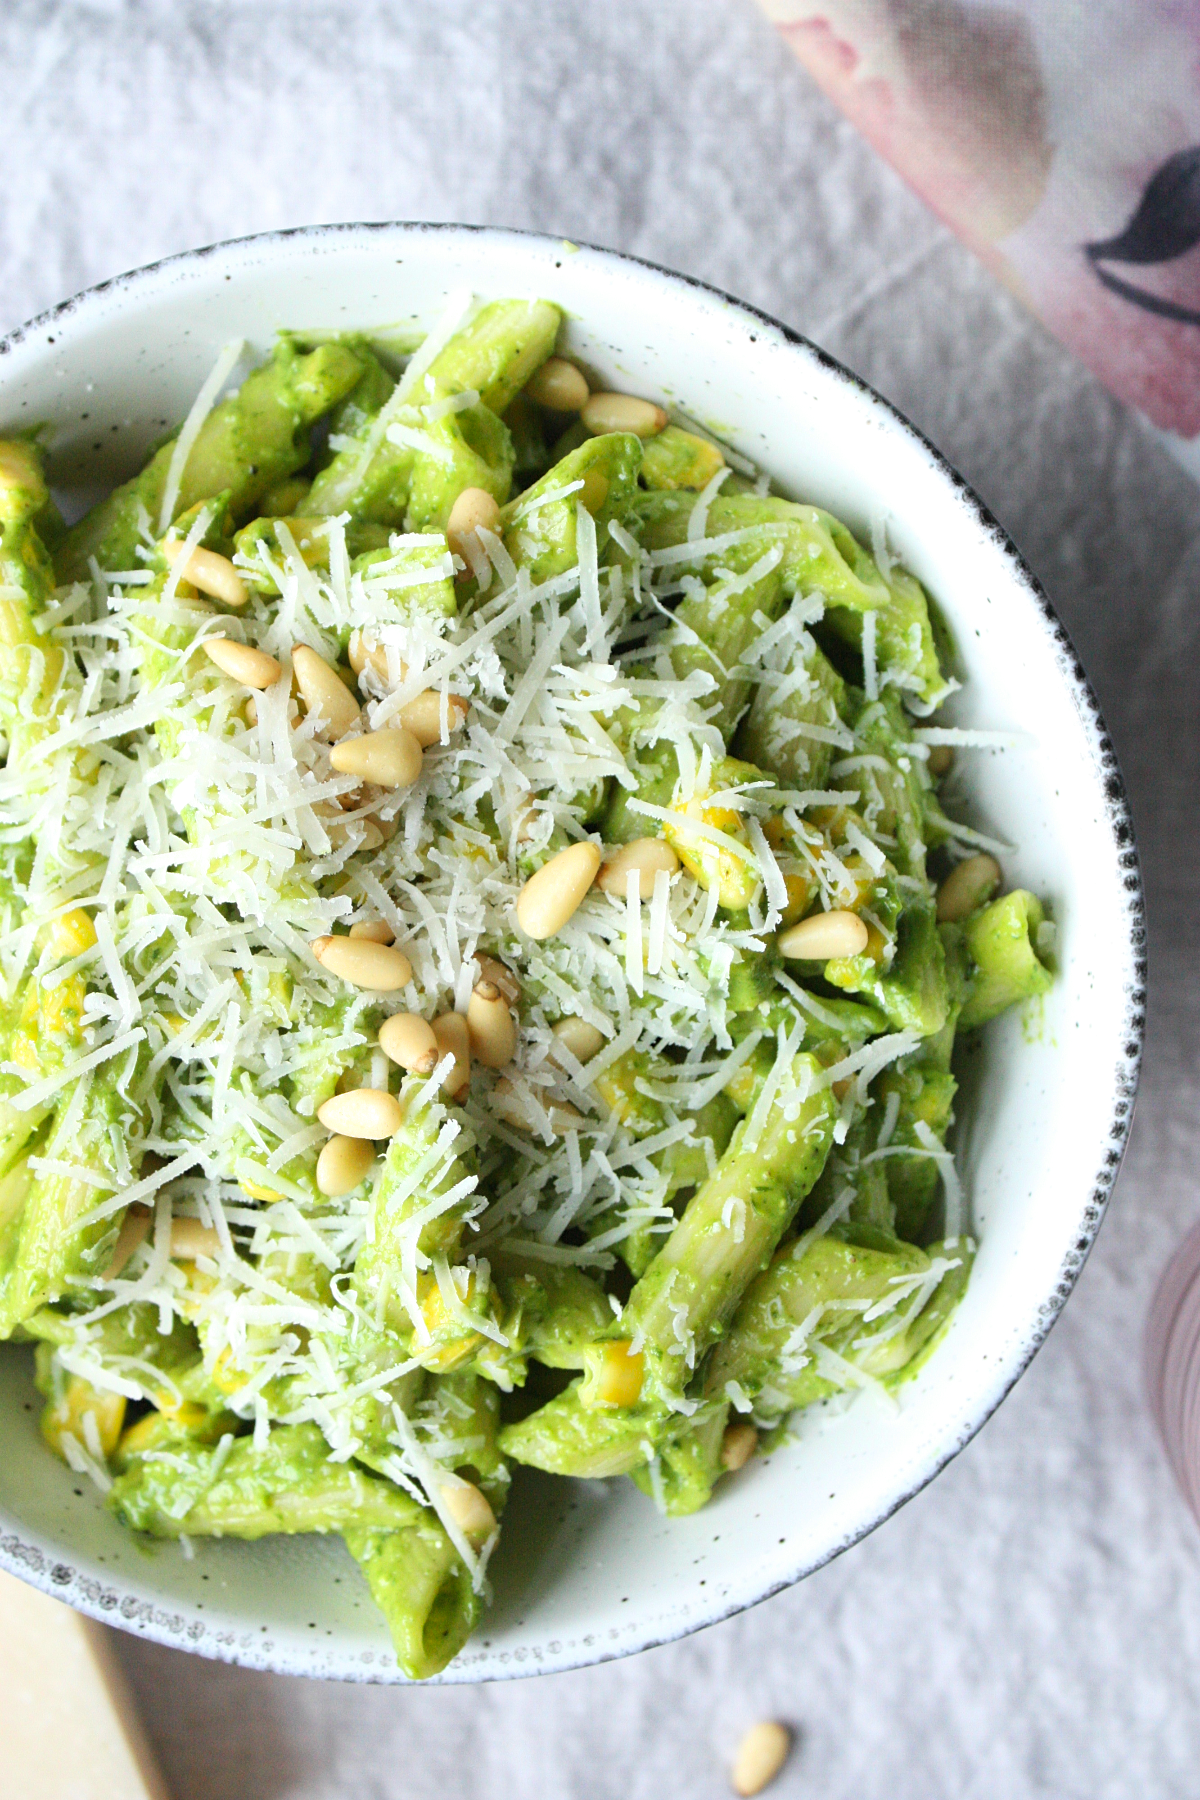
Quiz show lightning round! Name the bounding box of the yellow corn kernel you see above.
[40,974,86,1041]
[155,1397,208,1427]
[780,873,813,927]
[50,907,97,957]
[211,1345,248,1396]
[42,1378,126,1462]
[239,1178,284,1202]
[583,1341,644,1408]
[664,798,760,910]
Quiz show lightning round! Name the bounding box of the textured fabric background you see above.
[3,4,1199,1796]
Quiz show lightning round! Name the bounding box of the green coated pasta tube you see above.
[0,441,68,757]
[344,1520,481,1681]
[0,1058,147,1336]
[500,432,644,581]
[957,889,1055,1029]
[614,1056,838,1400]
[499,1055,837,1478]
[630,491,948,708]
[307,299,560,529]
[108,1420,422,1537]
[703,1234,969,1423]
[735,616,848,790]
[56,339,367,582]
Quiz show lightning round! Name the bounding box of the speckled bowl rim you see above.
[0,222,1146,1682]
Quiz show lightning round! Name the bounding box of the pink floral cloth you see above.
[760,1,1200,462]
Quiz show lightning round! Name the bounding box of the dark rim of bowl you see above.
[0,222,1146,1683]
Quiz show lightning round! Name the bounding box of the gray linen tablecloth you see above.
[4,3,1198,1795]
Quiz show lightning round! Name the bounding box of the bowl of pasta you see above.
[0,224,1143,1682]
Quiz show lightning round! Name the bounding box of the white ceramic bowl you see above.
[0,225,1144,1682]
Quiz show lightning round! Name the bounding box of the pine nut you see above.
[441,1478,497,1548]
[317,1087,405,1139]
[446,487,501,564]
[936,852,1001,923]
[312,935,413,991]
[203,637,281,689]
[162,539,248,608]
[349,919,394,943]
[516,841,602,939]
[169,1218,221,1261]
[731,1722,791,1797]
[466,981,517,1069]
[492,1077,585,1137]
[721,1420,758,1472]
[474,954,521,1007]
[378,1012,440,1074]
[581,392,668,438]
[103,1204,152,1279]
[397,688,470,748]
[777,909,869,961]
[329,727,423,790]
[550,1015,606,1064]
[358,821,385,852]
[316,1134,376,1196]
[525,356,590,412]
[596,837,679,899]
[293,643,361,740]
[431,1012,472,1099]
[349,631,393,682]
[927,743,954,777]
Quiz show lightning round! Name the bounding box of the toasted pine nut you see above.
[516,842,602,939]
[525,356,590,412]
[203,637,281,690]
[349,919,394,943]
[316,1134,376,1196]
[329,727,423,790]
[731,1722,791,1797]
[312,935,413,991]
[379,1012,440,1074]
[927,743,954,777]
[474,954,521,1007]
[721,1421,758,1472]
[492,1076,585,1137]
[581,392,668,438]
[592,1342,644,1408]
[169,1218,221,1261]
[466,981,517,1069]
[243,695,259,728]
[162,538,248,608]
[441,1478,497,1548]
[596,837,679,900]
[348,631,394,682]
[103,1204,152,1280]
[358,821,385,852]
[397,688,470,748]
[446,487,501,564]
[317,1087,405,1140]
[431,1012,472,1098]
[777,909,869,961]
[293,644,361,740]
[936,853,1001,923]
[550,1015,606,1064]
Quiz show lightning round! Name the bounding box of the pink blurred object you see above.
[759,1,1200,477]
[1145,1221,1200,1521]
